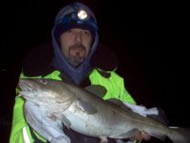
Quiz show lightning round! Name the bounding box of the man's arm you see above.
[9,72,46,143]
[9,96,36,143]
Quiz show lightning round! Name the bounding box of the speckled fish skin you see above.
[19,79,190,143]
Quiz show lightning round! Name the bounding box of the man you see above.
[9,2,150,143]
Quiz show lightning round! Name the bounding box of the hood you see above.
[51,2,99,85]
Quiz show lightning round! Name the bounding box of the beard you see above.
[67,55,84,67]
[67,44,87,67]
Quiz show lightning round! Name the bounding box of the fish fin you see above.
[147,107,169,125]
[168,127,190,143]
[85,85,107,98]
[109,99,169,126]
[61,115,71,129]
[24,102,68,142]
[107,98,132,111]
[123,102,169,126]
[118,128,140,138]
[78,99,97,114]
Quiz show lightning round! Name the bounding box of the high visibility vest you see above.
[9,69,136,143]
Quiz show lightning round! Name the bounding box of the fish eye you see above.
[39,79,48,85]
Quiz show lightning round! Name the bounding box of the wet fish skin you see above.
[19,79,190,143]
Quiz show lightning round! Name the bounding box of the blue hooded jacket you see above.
[51,2,99,85]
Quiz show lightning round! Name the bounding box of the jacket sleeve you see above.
[9,72,46,143]
[111,72,136,104]
[9,96,35,143]
[89,69,137,105]
[120,87,136,105]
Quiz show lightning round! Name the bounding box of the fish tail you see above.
[168,126,190,143]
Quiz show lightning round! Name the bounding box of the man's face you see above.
[60,28,92,67]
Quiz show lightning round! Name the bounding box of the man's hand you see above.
[130,131,151,141]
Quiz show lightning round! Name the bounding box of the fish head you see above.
[18,79,72,104]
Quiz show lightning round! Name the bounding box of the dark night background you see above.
[0,0,182,143]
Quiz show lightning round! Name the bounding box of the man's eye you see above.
[83,31,90,36]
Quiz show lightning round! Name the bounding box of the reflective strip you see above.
[23,127,31,143]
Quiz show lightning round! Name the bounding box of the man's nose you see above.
[75,31,82,43]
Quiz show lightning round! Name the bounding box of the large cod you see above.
[18,79,190,143]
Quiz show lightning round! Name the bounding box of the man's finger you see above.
[141,131,151,141]
[130,131,143,141]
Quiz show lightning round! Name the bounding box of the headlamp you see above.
[77,10,88,20]
[55,5,98,38]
